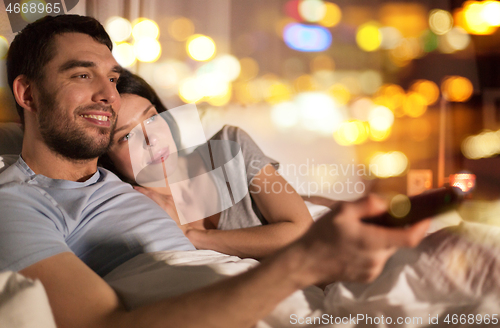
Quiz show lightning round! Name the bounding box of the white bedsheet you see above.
[104,220,500,327]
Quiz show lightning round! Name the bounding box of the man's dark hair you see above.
[6,14,113,124]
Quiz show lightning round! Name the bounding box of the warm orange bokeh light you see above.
[441,76,473,102]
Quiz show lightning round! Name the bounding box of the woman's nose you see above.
[144,133,158,148]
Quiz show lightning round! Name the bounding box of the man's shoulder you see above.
[0,157,27,186]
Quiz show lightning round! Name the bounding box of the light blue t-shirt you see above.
[0,157,195,276]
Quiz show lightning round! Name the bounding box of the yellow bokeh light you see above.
[319,2,342,27]
[105,16,132,42]
[333,120,369,146]
[410,80,440,106]
[112,42,136,67]
[369,151,408,178]
[294,75,316,92]
[482,1,500,26]
[310,54,335,73]
[132,18,160,40]
[462,130,500,159]
[356,22,382,52]
[168,17,195,41]
[0,36,8,60]
[238,57,259,81]
[207,84,232,107]
[369,127,392,141]
[299,0,327,23]
[187,35,216,61]
[368,105,394,131]
[134,38,161,62]
[443,26,471,52]
[442,76,473,102]
[266,82,293,104]
[462,1,497,35]
[429,9,453,35]
[375,84,406,113]
[328,83,351,105]
[389,194,411,218]
[179,78,204,103]
[403,92,428,117]
[234,81,257,104]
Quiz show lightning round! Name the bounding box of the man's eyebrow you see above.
[114,105,155,134]
[112,65,123,75]
[58,60,96,73]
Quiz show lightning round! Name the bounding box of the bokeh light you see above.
[294,74,316,92]
[359,70,383,95]
[379,26,403,50]
[310,54,335,73]
[134,38,161,62]
[238,57,259,81]
[298,0,326,23]
[179,77,204,103]
[132,19,160,40]
[319,2,342,27]
[266,81,293,104]
[187,35,216,61]
[462,130,500,159]
[168,17,195,41]
[389,194,411,218]
[20,0,45,23]
[283,23,332,52]
[153,60,190,90]
[441,76,473,102]
[369,127,392,141]
[368,105,394,131]
[271,102,301,128]
[442,26,471,52]
[328,83,351,105]
[0,36,8,60]
[356,22,382,52]
[333,120,369,146]
[410,80,440,106]
[351,97,373,121]
[429,9,453,35]
[482,1,500,27]
[403,92,428,117]
[284,0,302,21]
[295,92,345,135]
[112,42,136,67]
[374,84,406,114]
[369,151,408,178]
[105,16,132,42]
[462,1,497,35]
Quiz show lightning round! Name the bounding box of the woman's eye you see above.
[120,132,135,142]
[145,115,157,124]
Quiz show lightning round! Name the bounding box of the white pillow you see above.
[0,123,23,156]
[0,271,56,328]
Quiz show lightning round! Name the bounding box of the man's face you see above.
[33,33,121,160]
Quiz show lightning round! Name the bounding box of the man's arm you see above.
[20,196,429,328]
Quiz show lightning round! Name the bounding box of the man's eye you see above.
[145,116,157,124]
[110,77,118,83]
[76,74,89,79]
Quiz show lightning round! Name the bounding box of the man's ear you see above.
[12,75,37,113]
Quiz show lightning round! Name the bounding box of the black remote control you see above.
[361,186,464,228]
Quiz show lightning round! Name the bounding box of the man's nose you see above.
[93,77,119,105]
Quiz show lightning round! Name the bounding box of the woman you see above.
[101,70,315,259]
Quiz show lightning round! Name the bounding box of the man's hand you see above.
[285,195,430,287]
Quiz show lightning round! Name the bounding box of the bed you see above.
[1,122,500,327]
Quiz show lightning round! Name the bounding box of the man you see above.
[0,15,429,328]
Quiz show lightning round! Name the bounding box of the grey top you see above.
[207,126,279,230]
[0,157,195,276]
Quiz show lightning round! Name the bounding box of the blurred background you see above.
[1,0,500,213]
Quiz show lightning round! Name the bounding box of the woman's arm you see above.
[186,164,314,259]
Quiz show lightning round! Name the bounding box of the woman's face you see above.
[108,94,178,184]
